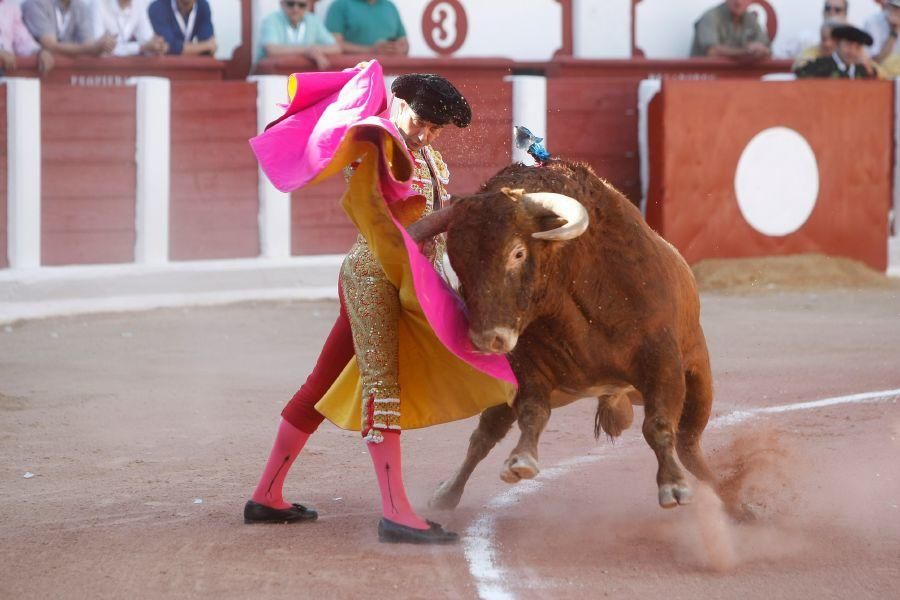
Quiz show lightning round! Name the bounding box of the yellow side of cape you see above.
[311,132,516,431]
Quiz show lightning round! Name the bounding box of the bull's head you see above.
[409,187,588,354]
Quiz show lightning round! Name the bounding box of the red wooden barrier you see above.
[646,79,892,270]
[0,87,6,268]
[41,85,137,266]
[169,81,259,260]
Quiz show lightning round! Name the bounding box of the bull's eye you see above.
[506,243,527,270]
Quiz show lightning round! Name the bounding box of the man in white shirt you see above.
[92,0,168,56]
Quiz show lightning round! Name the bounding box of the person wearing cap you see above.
[795,24,881,78]
[243,69,471,544]
[690,0,771,61]
[257,0,339,67]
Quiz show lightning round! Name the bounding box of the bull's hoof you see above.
[501,454,539,484]
[429,480,463,511]
[658,482,692,508]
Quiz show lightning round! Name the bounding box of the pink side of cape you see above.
[249,61,517,386]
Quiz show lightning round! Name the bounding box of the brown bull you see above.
[408,159,717,510]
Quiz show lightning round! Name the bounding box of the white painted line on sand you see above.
[463,388,900,600]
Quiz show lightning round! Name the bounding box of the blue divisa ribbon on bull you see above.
[514,125,551,164]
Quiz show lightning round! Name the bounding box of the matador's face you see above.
[393,100,444,152]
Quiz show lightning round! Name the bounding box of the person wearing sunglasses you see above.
[245,69,472,545]
[258,0,339,69]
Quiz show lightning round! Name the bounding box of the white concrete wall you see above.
[209,0,243,60]
[573,0,632,59]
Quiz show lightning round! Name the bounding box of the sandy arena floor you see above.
[1,287,899,599]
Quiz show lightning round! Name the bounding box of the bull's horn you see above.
[407,203,456,242]
[524,192,589,241]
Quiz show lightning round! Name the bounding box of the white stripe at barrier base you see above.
[508,75,547,166]
[6,78,41,270]
[134,77,171,265]
[251,75,291,259]
[637,78,662,217]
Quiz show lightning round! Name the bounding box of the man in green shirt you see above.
[258,0,340,67]
[690,0,771,61]
[325,0,408,55]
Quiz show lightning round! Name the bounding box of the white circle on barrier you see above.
[734,127,819,237]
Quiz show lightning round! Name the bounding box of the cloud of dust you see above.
[661,427,810,572]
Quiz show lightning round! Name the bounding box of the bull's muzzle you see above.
[469,327,519,354]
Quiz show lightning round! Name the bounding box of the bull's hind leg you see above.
[636,336,692,508]
[430,403,516,509]
[677,355,717,486]
[501,393,551,483]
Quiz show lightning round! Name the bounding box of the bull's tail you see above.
[593,392,635,440]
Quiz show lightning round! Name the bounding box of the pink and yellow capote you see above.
[250,61,517,432]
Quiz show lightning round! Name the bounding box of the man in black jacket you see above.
[795,24,881,78]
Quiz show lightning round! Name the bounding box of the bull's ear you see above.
[500,187,525,201]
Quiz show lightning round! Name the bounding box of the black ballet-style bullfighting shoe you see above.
[377,518,459,544]
[243,500,318,524]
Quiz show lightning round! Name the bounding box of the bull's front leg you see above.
[430,403,517,509]
[501,389,551,483]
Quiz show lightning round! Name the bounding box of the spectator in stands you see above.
[795,24,880,78]
[776,1,848,59]
[258,0,340,68]
[690,0,771,61]
[148,0,216,56]
[92,0,168,56]
[1,0,54,72]
[865,0,900,71]
[793,20,842,70]
[22,0,116,57]
[325,0,408,56]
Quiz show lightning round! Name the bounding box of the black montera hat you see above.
[391,73,472,128]
[831,24,874,46]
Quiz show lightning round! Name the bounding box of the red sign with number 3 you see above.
[422,0,469,55]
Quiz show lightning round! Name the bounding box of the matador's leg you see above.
[340,243,402,443]
[340,243,437,532]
